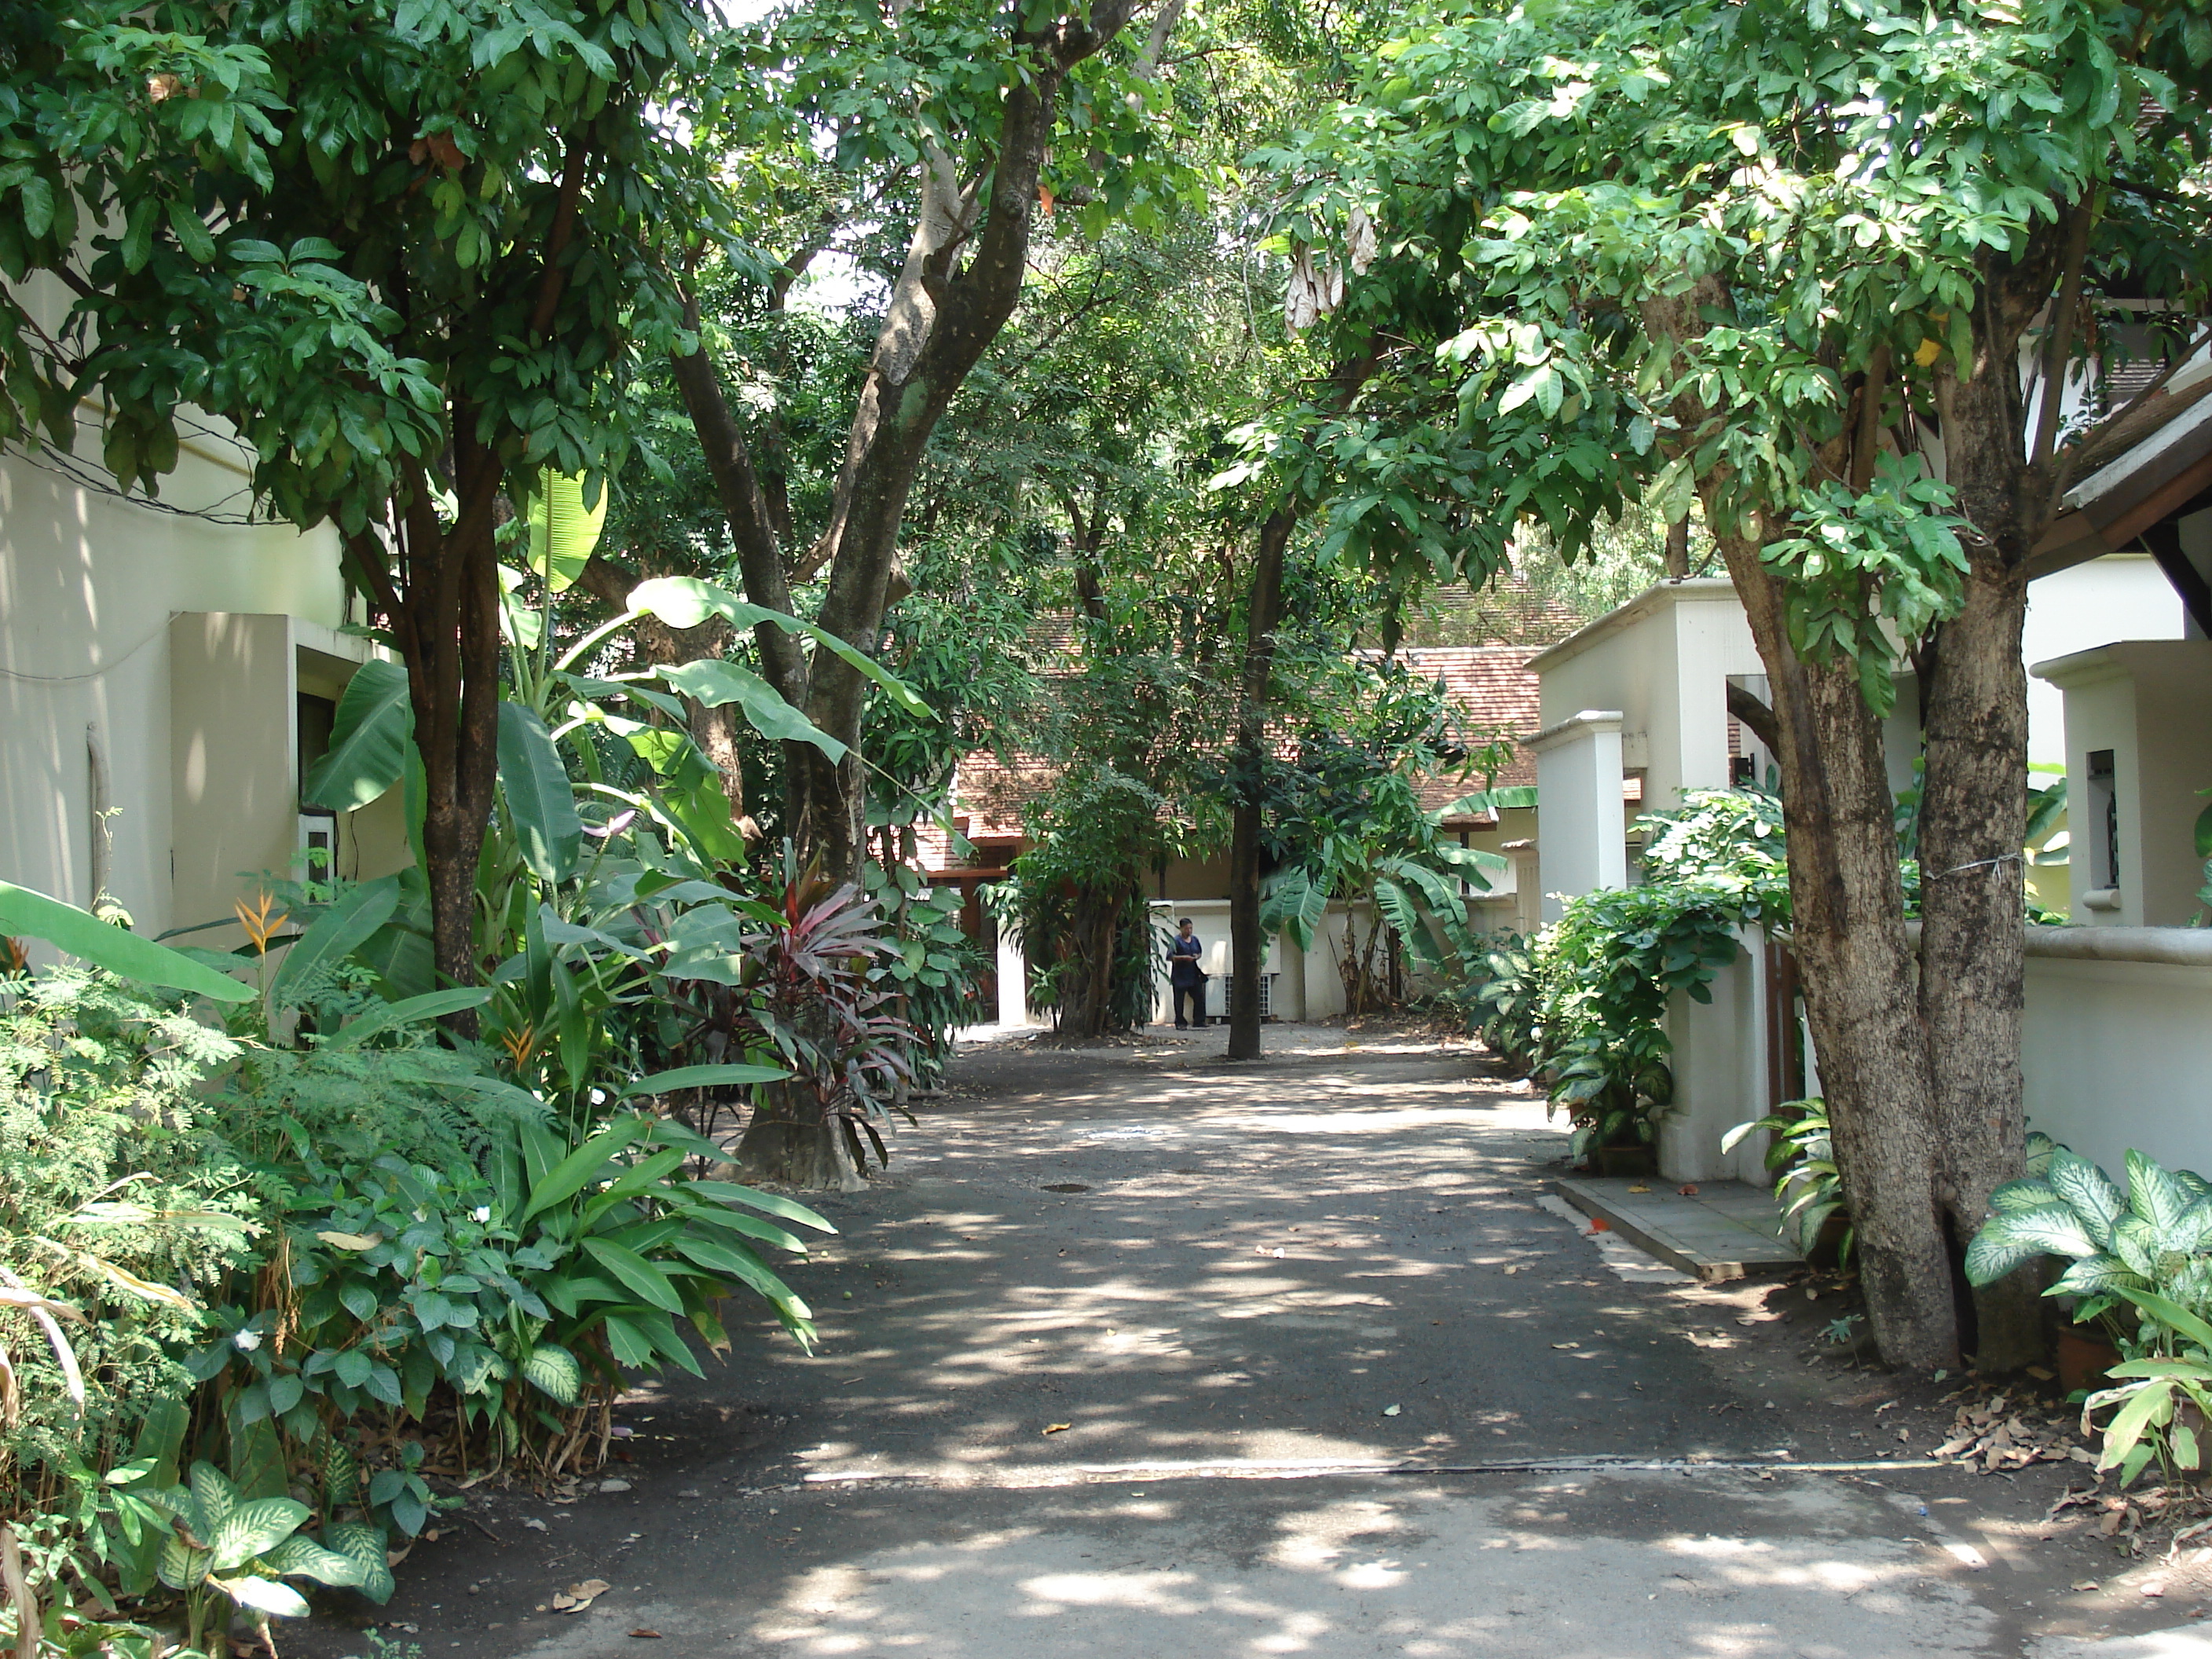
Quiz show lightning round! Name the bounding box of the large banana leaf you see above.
[525,468,607,594]
[621,1062,792,1098]
[1260,866,1330,951]
[497,701,584,883]
[0,881,253,1002]
[1431,785,1538,820]
[326,987,493,1048]
[629,577,929,717]
[302,659,412,810]
[1431,840,1507,889]
[270,877,398,1006]
[657,658,846,760]
[1372,875,1441,969]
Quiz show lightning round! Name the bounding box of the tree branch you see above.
[668,291,811,709]
[1727,682,1781,754]
[1848,342,1891,494]
[528,137,592,339]
[2028,190,2096,469]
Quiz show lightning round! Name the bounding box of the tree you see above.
[0,0,719,1002]
[663,0,1185,881]
[1265,0,2212,1364]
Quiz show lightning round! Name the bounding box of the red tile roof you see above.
[914,641,1549,870]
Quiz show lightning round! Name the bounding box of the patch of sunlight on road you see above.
[734,1474,1998,1659]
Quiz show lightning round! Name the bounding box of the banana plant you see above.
[145,1462,368,1650]
[1261,782,1519,1014]
[0,881,253,1003]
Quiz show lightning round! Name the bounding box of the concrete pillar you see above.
[1656,931,1770,1184]
[1528,709,1626,920]
[995,928,1030,1027]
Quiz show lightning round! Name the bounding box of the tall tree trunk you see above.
[668,318,819,837]
[1227,505,1296,1060]
[1725,544,1961,1367]
[354,457,506,1024]
[1913,246,2058,1369]
[1917,566,2034,1364]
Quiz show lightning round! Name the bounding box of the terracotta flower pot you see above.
[2057,1325,2121,1395]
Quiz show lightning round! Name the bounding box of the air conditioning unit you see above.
[1211,972,1275,1022]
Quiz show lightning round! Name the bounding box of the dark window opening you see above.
[2086,749,2119,891]
[298,693,337,800]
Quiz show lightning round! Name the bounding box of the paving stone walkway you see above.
[1550,1173,1804,1281]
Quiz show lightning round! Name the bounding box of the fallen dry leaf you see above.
[1043,1423,1071,1435]
[552,1577,613,1615]
[2072,1580,2100,1592]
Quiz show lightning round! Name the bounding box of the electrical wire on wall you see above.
[3,405,272,527]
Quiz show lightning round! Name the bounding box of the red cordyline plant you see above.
[646,848,920,1186]
[754,859,918,1154]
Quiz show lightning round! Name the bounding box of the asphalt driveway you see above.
[293,1023,2204,1659]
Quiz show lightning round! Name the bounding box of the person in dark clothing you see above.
[1168,917,1207,1028]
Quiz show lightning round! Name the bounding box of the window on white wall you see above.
[2086,749,2119,892]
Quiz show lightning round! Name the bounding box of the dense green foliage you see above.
[1467,789,1789,1158]
[1258,656,1516,1013]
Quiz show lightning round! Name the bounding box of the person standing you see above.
[1168,917,1207,1029]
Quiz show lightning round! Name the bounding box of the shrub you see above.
[1966,1140,2212,1485]
[0,969,260,1628]
[1457,788,1788,1159]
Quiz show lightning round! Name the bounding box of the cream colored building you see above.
[1,422,407,954]
[1520,345,2212,1187]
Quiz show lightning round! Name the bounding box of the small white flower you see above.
[233,1331,262,1352]
[472,1206,492,1224]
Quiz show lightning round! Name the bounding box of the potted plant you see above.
[1968,1137,2212,1484]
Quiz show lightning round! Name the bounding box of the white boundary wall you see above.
[2020,928,2212,1179]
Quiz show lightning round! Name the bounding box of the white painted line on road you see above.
[797,1454,1954,1491]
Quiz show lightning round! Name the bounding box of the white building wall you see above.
[2022,941,2212,1180]
[1658,937,1774,1185]
[1529,711,1625,919]
[2022,555,2182,768]
[1,440,349,939]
